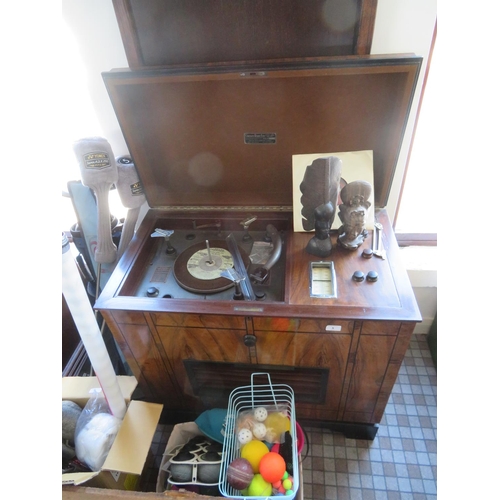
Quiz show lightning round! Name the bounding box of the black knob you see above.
[146,287,159,297]
[243,334,257,347]
[362,248,373,259]
[165,244,176,255]
[352,271,365,282]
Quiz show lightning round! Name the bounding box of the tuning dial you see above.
[146,286,159,297]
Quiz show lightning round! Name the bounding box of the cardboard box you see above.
[62,485,217,499]
[62,376,163,491]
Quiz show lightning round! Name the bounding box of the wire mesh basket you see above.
[219,373,299,499]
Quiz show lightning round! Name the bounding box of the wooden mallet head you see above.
[73,137,118,264]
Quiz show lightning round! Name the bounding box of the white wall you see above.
[61,1,129,162]
[400,246,437,334]
[371,0,436,220]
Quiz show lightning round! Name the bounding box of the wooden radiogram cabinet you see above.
[95,4,422,438]
[98,206,420,438]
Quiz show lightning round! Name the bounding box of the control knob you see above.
[243,334,257,347]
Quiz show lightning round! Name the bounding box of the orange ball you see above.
[258,451,286,483]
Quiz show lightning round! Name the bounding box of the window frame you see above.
[394,21,437,247]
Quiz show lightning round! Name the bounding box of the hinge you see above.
[155,205,293,212]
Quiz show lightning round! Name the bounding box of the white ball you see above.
[238,428,253,445]
[253,407,268,422]
[252,422,267,440]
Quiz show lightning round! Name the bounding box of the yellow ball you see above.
[248,473,272,496]
[264,412,291,442]
[240,440,269,473]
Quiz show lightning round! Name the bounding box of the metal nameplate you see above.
[244,133,277,145]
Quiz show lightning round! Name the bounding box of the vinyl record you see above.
[173,240,250,293]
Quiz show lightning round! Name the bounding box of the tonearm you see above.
[250,224,282,283]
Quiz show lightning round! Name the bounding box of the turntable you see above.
[138,222,286,301]
[96,48,422,438]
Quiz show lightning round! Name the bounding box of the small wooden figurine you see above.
[305,202,335,257]
[337,180,372,250]
[299,156,342,257]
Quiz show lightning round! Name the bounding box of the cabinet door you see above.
[156,325,250,409]
[255,329,351,421]
[343,334,396,423]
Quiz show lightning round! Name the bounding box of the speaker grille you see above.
[183,360,328,405]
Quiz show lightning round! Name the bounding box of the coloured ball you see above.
[254,407,268,422]
[240,440,269,473]
[226,458,254,490]
[252,422,267,440]
[238,428,253,445]
[264,412,291,442]
[248,473,272,497]
[169,463,192,483]
[282,478,293,490]
[259,451,286,483]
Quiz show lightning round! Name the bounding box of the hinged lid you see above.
[112,0,377,69]
[103,55,421,210]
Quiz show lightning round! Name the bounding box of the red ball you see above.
[227,458,254,490]
[258,451,286,483]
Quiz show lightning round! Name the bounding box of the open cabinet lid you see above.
[103,55,421,210]
[112,0,378,69]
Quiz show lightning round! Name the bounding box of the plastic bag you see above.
[74,388,122,471]
[235,405,291,446]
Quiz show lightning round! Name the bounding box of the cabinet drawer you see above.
[151,312,246,329]
[361,321,400,336]
[253,317,353,334]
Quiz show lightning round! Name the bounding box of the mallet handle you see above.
[93,182,117,264]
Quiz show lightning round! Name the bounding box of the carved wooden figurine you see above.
[299,156,342,256]
[305,201,335,257]
[337,180,372,250]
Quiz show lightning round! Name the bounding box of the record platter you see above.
[128,218,287,303]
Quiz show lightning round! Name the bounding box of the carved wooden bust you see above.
[337,180,372,250]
